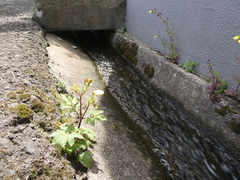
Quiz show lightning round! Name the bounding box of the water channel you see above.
[54,31,240,180]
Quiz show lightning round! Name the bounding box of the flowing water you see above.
[56,31,240,180]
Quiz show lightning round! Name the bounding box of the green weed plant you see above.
[225,36,240,102]
[50,79,106,168]
[179,60,199,74]
[204,60,227,102]
[149,9,179,63]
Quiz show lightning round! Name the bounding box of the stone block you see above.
[34,0,126,31]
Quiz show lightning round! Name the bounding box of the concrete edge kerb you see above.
[107,31,240,152]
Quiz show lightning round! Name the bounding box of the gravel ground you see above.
[0,0,85,179]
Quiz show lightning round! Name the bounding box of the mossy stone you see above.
[7,92,17,99]
[117,40,139,65]
[143,65,154,78]
[31,99,45,113]
[36,120,47,129]
[215,106,237,116]
[18,93,31,102]
[16,104,32,120]
[229,121,240,134]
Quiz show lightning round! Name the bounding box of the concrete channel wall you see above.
[126,0,240,89]
[34,0,126,31]
[107,31,240,159]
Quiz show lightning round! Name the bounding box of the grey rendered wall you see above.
[126,0,240,89]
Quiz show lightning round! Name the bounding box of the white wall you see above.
[126,0,240,89]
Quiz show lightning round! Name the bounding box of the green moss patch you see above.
[215,106,237,116]
[116,39,139,64]
[143,65,155,78]
[18,93,31,102]
[7,92,17,99]
[31,99,45,113]
[16,104,33,120]
[229,120,240,134]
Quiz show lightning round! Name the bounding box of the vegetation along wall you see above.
[126,0,240,90]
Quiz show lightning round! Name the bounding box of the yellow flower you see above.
[93,90,104,95]
[238,40,240,43]
[149,10,153,14]
[233,35,240,40]
[84,78,92,84]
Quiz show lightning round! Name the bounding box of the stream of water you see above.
[56,31,240,180]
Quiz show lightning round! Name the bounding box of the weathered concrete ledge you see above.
[34,0,126,31]
[107,31,240,157]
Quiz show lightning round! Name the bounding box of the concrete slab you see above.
[34,0,126,31]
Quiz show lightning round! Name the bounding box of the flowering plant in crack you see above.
[225,36,240,102]
[149,9,179,63]
[225,75,240,101]
[50,79,106,168]
[204,60,227,102]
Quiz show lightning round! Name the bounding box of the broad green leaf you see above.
[88,110,107,123]
[72,97,78,105]
[77,151,93,168]
[71,132,85,139]
[85,117,95,126]
[81,126,95,134]
[90,110,104,116]
[75,139,91,150]
[66,133,83,146]
[65,145,73,155]
[80,127,96,141]
[50,125,84,147]
[51,130,68,148]
[71,139,91,151]
[50,129,64,137]
[55,144,63,150]
[71,142,81,152]
[64,133,83,146]
[61,94,73,105]
[64,124,75,133]
[96,115,107,121]
[60,94,78,113]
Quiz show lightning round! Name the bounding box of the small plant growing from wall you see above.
[179,60,199,74]
[50,79,106,168]
[204,60,227,102]
[225,35,240,102]
[149,9,179,63]
[225,75,240,102]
